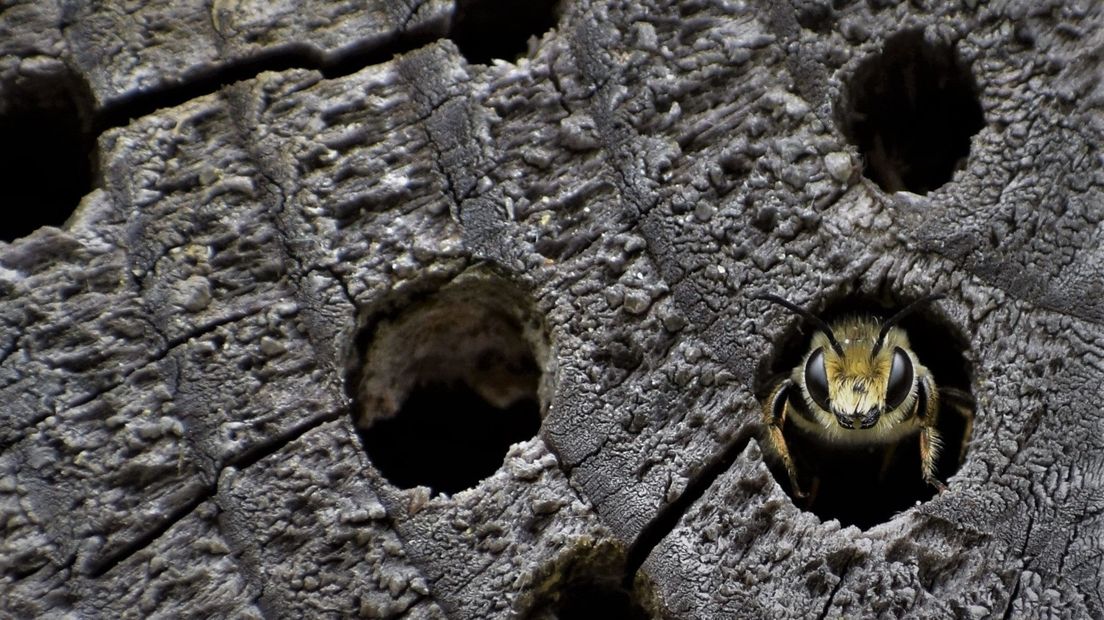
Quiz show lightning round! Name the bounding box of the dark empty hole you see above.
[450,0,560,64]
[0,72,95,242]
[358,381,539,495]
[549,578,650,620]
[756,294,974,529]
[838,29,984,194]
[522,542,655,620]
[349,274,549,495]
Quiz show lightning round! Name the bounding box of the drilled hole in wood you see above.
[544,580,650,620]
[0,70,95,242]
[521,541,655,620]
[838,29,984,194]
[449,0,561,64]
[755,294,974,529]
[348,271,551,495]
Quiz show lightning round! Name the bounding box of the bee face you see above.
[756,293,971,502]
[800,322,917,431]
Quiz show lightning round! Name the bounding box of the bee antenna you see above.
[873,293,946,356]
[755,294,844,356]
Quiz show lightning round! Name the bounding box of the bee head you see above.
[758,293,944,430]
[802,337,914,429]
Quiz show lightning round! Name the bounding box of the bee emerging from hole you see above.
[756,294,974,499]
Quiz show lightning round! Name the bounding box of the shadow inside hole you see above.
[450,0,560,64]
[775,402,970,529]
[349,272,550,495]
[545,578,651,620]
[357,381,540,495]
[756,294,973,529]
[521,541,655,620]
[0,72,95,242]
[838,29,985,194]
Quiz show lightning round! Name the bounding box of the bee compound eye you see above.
[803,348,831,411]
[885,347,914,410]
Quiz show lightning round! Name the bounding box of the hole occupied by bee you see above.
[755,294,974,529]
[0,68,96,242]
[519,540,656,620]
[449,0,561,64]
[347,269,551,496]
[837,29,985,195]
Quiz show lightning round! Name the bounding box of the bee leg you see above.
[919,427,947,492]
[764,379,806,499]
[939,387,976,464]
[917,375,946,492]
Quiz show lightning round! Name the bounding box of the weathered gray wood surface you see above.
[1,0,1102,618]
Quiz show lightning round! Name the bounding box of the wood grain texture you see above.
[0,0,1101,618]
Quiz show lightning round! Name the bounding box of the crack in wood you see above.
[85,408,342,578]
[92,27,446,138]
[0,300,278,453]
[85,483,211,579]
[816,565,850,620]
[999,568,1022,620]
[622,424,755,587]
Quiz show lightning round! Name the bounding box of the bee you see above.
[756,294,974,499]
